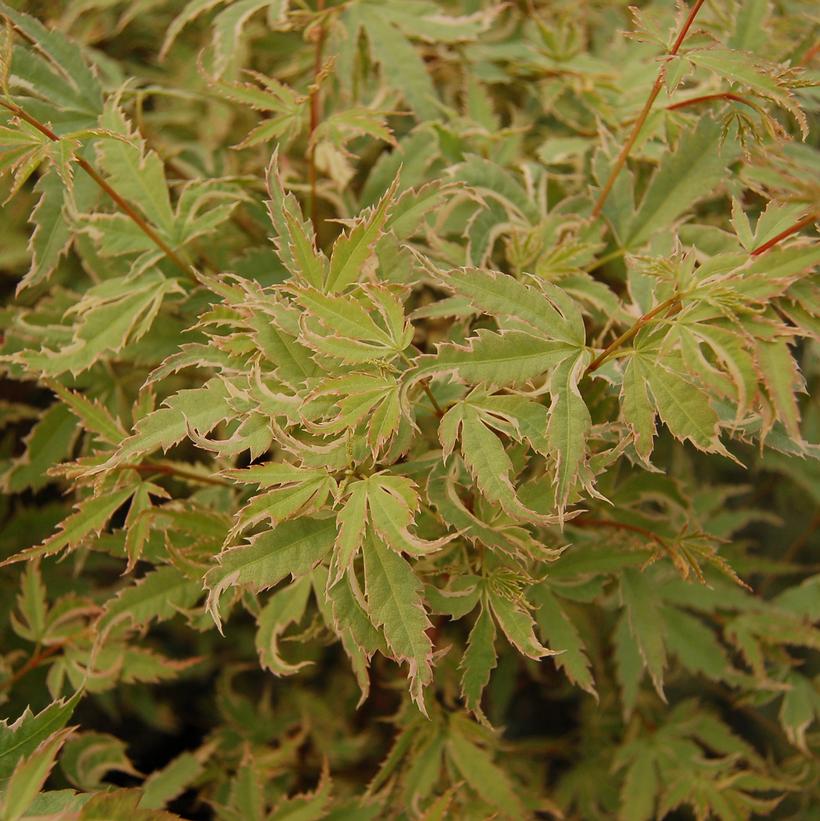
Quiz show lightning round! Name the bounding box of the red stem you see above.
[591,0,706,219]
[750,212,817,256]
[584,295,680,376]
[121,461,232,487]
[0,98,197,281]
[666,91,755,112]
[573,517,668,548]
[0,642,67,693]
[308,0,327,234]
[799,39,819,66]
[585,209,816,373]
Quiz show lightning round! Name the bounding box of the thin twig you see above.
[758,513,819,596]
[418,381,444,418]
[308,0,327,234]
[584,295,680,376]
[0,98,198,281]
[591,0,706,218]
[121,461,232,487]
[400,352,444,417]
[586,207,816,373]
[2,644,63,691]
[798,39,819,66]
[666,91,756,112]
[573,516,670,553]
[0,640,69,693]
[750,212,817,256]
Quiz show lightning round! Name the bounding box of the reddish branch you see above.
[585,207,816,375]
[799,39,819,66]
[0,98,197,281]
[573,516,669,549]
[591,0,706,218]
[122,461,232,487]
[666,91,755,112]
[584,295,680,376]
[1,642,68,693]
[750,212,818,256]
[308,0,327,234]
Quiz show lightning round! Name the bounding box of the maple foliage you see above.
[0,1,818,818]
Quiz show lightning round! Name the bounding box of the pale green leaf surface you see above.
[363,535,433,713]
[621,569,667,700]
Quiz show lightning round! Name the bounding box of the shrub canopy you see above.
[0,1,818,819]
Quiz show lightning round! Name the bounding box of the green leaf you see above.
[362,474,452,557]
[211,0,287,77]
[0,3,102,115]
[729,0,769,51]
[99,566,202,631]
[624,118,726,248]
[384,181,454,240]
[96,105,176,236]
[4,403,78,493]
[18,169,71,293]
[205,517,336,628]
[106,378,234,468]
[10,561,47,643]
[621,569,667,700]
[47,382,126,446]
[546,351,592,517]
[268,765,332,821]
[617,744,657,821]
[446,722,527,818]
[402,730,444,807]
[460,603,497,716]
[621,354,657,461]
[72,787,178,819]
[450,154,540,223]
[324,177,397,292]
[442,268,584,346]
[646,362,729,455]
[309,373,404,457]
[2,486,136,566]
[139,751,206,811]
[313,566,385,706]
[755,339,804,441]
[779,672,820,753]
[19,272,183,377]
[377,2,497,44]
[446,402,557,524]
[413,330,574,389]
[614,613,643,718]
[265,151,325,286]
[688,49,804,132]
[363,534,433,713]
[159,0,225,60]
[1,727,74,821]
[60,732,137,792]
[664,605,731,682]
[294,287,409,362]
[329,479,369,587]
[228,465,335,538]
[532,585,596,697]
[488,589,554,661]
[255,576,312,675]
[0,694,81,780]
[314,106,395,151]
[357,8,440,121]
[330,472,451,586]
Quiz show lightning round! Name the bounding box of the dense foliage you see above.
[0,1,818,818]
